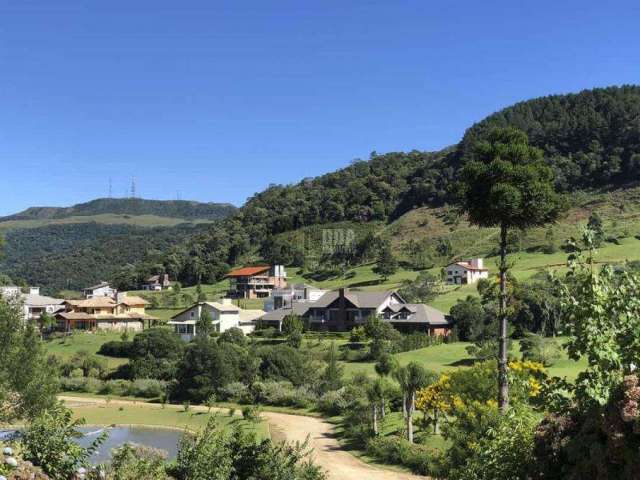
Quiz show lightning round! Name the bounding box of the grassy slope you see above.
[44,331,128,369]
[341,338,587,381]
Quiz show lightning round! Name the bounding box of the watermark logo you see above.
[322,228,355,254]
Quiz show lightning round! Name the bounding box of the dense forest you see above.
[0,222,210,293]
[1,197,237,222]
[2,85,640,290]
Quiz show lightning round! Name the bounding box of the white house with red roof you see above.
[445,258,489,285]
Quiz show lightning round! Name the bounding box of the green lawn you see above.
[44,331,128,369]
[67,401,269,438]
[341,339,587,381]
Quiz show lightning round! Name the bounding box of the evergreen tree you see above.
[373,242,398,281]
[457,127,562,413]
[321,341,343,392]
[587,211,605,247]
[196,308,213,338]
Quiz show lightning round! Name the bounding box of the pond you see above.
[1,426,184,464]
[78,426,184,463]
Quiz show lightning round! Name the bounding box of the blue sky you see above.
[0,0,638,215]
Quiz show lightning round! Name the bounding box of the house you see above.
[142,274,171,291]
[226,265,287,299]
[56,292,156,332]
[168,298,265,341]
[22,290,65,322]
[260,288,451,335]
[82,281,116,299]
[445,258,489,285]
[1,286,65,323]
[264,283,327,311]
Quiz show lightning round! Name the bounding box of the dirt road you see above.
[59,395,425,480]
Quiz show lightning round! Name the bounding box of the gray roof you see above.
[311,290,396,309]
[83,282,111,291]
[260,302,310,322]
[23,294,65,307]
[390,304,449,325]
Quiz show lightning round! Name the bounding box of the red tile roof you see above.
[226,266,271,277]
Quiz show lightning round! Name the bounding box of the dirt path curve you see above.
[59,395,425,480]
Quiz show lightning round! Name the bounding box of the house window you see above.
[190,311,194,318]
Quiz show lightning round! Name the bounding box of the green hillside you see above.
[1,197,236,223]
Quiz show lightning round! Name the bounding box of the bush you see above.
[59,376,103,394]
[97,340,133,358]
[317,389,350,416]
[366,436,442,476]
[252,327,277,338]
[218,327,247,346]
[99,379,132,396]
[605,235,621,245]
[108,443,169,480]
[250,381,317,408]
[127,379,166,398]
[520,333,561,366]
[241,405,261,422]
[349,327,366,343]
[219,381,252,403]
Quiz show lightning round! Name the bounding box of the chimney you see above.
[471,258,483,269]
[338,288,346,330]
[29,287,40,296]
[221,298,232,306]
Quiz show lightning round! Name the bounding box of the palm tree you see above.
[374,353,397,418]
[366,378,387,436]
[393,362,436,443]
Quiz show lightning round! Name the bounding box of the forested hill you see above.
[458,85,640,190]
[155,85,640,288]
[1,198,237,222]
[239,85,640,238]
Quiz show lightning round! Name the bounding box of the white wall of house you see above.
[171,301,244,340]
[86,285,116,298]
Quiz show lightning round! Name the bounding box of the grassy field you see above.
[44,331,128,369]
[341,339,586,381]
[65,399,269,438]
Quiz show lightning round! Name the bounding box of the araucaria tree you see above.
[457,127,562,413]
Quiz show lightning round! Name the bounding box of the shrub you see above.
[108,443,169,480]
[97,340,133,358]
[241,405,261,422]
[127,379,166,398]
[218,327,247,346]
[317,389,350,416]
[22,404,106,479]
[349,327,366,343]
[219,381,252,403]
[366,436,442,476]
[520,333,561,366]
[605,235,621,245]
[59,376,103,394]
[100,379,131,396]
[250,381,317,408]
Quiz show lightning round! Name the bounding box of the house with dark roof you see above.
[259,288,451,335]
[226,265,287,299]
[142,273,172,291]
